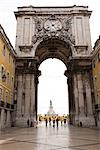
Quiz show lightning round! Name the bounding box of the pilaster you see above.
[0,109,5,129]
[25,74,31,118]
[85,74,93,115]
[6,111,11,127]
[30,74,35,119]
[17,75,23,117]
[73,74,79,124]
[77,73,84,116]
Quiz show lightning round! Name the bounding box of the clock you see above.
[44,19,62,32]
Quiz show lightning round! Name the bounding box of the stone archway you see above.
[34,37,73,121]
[15,6,95,127]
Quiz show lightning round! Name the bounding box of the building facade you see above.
[0,24,16,129]
[14,6,95,127]
[92,36,100,128]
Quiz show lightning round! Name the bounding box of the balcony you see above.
[95,104,100,111]
[0,101,4,107]
[11,104,14,109]
[6,103,10,109]
[0,101,15,110]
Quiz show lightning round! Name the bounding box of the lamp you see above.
[0,71,6,82]
[2,73,6,82]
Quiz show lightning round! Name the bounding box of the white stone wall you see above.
[15,6,95,127]
[15,6,92,57]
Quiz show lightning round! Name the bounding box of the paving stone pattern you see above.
[0,123,100,150]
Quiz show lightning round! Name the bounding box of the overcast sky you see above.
[0,0,100,115]
[0,0,99,47]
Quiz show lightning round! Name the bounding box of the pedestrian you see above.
[64,118,67,127]
[39,116,41,122]
[56,117,59,128]
[49,117,51,126]
[61,120,62,126]
[45,118,48,127]
[27,119,30,127]
[53,118,55,127]
[60,116,63,126]
[30,121,33,127]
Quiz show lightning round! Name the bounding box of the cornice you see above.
[0,24,16,57]
[91,36,100,59]
[14,5,91,19]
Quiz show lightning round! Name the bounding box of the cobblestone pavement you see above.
[0,122,100,150]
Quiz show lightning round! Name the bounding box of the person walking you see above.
[30,121,33,127]
[45,117,48,127]
[64,118,67,127]
[53,117,55,127]
[60,116,63,126]
[56,117,59,128]
[49,117,51,126]
[27,119,30,127]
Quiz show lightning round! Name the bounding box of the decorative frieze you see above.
[32,15,75,46]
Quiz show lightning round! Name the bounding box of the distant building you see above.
[0,24,16,129]
[92,36,100,127]
[47,100,56,116]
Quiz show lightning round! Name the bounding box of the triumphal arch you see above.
[14,5,95,127]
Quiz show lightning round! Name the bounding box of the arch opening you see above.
[35,38,72,122]
[38,58,69,117]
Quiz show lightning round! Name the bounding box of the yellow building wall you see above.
[93,52,100,105]
[0,36,15,104]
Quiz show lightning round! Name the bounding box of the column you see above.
[17,75,22,117]
[85,74,93,115]
[0,109,4,129]
[30,74,35,118]
[73,74,79,115]
[77,74,84,116]
[7,110,11,127]
[21,75,25,116]
[25,74,30,118]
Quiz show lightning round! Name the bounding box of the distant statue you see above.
[47,100,55,116]
[50,100,52,107]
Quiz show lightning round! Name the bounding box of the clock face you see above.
[44,19,62,32]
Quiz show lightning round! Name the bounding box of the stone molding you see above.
[15,57,39,75]
[19,45,33,53]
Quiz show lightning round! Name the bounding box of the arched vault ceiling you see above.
[35,38,72,65]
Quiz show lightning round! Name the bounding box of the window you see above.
[11,76,14,87]
[1,66,6,82]
[12,59,15,74]
[1,66,4,77]
[2,45,6,56]
[6,72,10,85]
[5,91,8,103]
[8,52,11,63]
[0,88,2,101]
